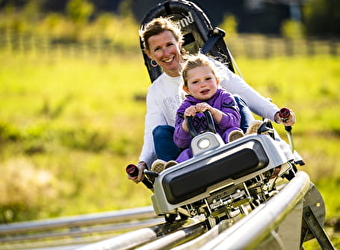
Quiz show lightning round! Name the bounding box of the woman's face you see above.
[183,65,219,101]
[146,30,183,77]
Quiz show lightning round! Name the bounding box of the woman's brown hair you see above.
[140,17,184,53]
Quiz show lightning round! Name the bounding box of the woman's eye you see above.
[166,43,175,48]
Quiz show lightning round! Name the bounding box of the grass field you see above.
[0,49,339,247]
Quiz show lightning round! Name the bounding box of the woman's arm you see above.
[211,59,279,121]
[139,88,167,168]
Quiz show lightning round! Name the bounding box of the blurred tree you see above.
[281,19,306,39]
[304,0,340,37]
[66,0,94,24]
[219,14,238,39]
[118,0,133,18]
[22,0,41,20]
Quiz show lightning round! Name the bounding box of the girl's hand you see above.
[184,105,198,118]
[195,102,211,113]
[196,103,222,123]
[182,105,198,132]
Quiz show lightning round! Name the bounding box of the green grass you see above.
[0,50,152,220]
[0,50,339,247]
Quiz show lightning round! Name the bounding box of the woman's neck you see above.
[164,58,184,77]
[166,70,181,77]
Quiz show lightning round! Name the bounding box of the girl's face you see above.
[146,30,183,77]
[183,65,219,101]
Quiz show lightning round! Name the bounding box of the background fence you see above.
[1,31,339,59]
[227,35,340,58]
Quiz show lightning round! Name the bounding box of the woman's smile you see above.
[147,30,183,76]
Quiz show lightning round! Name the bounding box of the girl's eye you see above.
[206,77,212,81]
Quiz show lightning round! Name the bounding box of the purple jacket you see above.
[174,88,241,149]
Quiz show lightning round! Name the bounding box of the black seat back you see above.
[140,0,235,83]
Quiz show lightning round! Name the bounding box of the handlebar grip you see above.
[279,108,290,122]
[126,164,139,177]
[186,110,216,138]
[126,164,153,189]
[279,108,292,132]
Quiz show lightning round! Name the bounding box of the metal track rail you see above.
[76,217,207,250]
[134,221,205,250]
[0,206,163,249]
[73,171,315,250]
[1,171,334,250]
[0,206,157,236]
[200,171,311,250]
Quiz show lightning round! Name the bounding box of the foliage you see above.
[0,49,339,227]
[281,19,306,39]
[0,1,340,249]
[0,1,339,247]
[0,0,139,45]
[219,13,238,38]
[304,0,340,37]
[0,157,71,222]
[0,51,151,222]
[66,0,94,24]
[1,0,340,38]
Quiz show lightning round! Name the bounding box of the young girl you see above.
[173,54,244,163]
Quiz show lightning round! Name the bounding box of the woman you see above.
[128,17,295,184]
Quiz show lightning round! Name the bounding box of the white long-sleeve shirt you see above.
[139,60,279,167]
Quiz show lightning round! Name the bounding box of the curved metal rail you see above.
[200,171,311,250]
[0,206,163,249]
[1,171,334,250]
[148,171,311,250]
[0,206,157,236]
[75,218,205,250]
[74,171,315,250]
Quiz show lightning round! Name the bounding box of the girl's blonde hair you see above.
[140,17,184,53]
[182,54,218,87]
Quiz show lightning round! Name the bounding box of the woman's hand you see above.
[127,161,147,184]
[274,108,296,126]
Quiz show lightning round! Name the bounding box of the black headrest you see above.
[140,0,234,83]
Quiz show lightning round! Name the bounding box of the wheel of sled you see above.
[164,211,189,222]
[164,213,178,222]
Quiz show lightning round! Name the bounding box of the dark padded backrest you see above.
[140,0,235,83]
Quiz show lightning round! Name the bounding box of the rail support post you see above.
[302,205,335,250]
[276,200,304,250]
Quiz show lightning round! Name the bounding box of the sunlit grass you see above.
[1,4,338,248]
[0,50,151,220]
[0,50,339,249]
[237,55,340,134]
